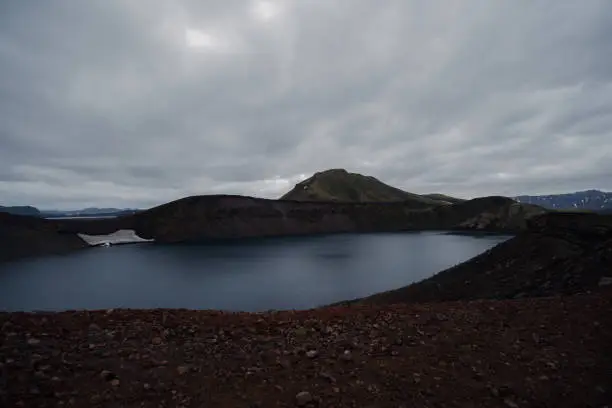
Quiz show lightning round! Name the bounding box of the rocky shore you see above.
[335,212,612,306]
[1,290,610,408]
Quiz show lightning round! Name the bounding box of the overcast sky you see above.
[1,1,611,209]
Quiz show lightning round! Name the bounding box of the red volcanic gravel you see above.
[1,290,611,408]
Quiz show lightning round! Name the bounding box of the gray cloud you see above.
[1,0,612,209]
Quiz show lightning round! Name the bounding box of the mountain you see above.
[514,190,612,212]
[0,205,40,217]
[280,169,449,207]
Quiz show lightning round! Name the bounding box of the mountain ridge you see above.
[1,193,545,263]
[0,169,548,262]
[280,168,449,206]
[514,189,612,212]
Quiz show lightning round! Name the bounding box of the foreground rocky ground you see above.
[2,290,611,408]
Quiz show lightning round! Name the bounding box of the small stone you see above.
[110,379,120,387]
[503,398,519,408]
[144,383,151,390]
[341,350,352,361]
[177,365,189,375]
[105,309,114,314]
[100,370,116,381]
[306,350,318,359]
[294,327,308,338]
[598,276,612,287]
[332,387,340,393]
[278,358,291,369]
[435,313,448,321]
[320,370,336,383]
[27,338,41,345]
[246,367,262,375]
[89,323,102,332]
[295,391,312,406]
[152,337,162,345]
[51,377,61,382]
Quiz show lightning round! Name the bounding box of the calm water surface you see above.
[0,232,509,312]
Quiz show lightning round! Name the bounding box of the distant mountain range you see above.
[513,190,612,212]
[41,208,141,218]
[0,206,140,218]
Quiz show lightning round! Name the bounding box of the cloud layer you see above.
[1,0,611,209]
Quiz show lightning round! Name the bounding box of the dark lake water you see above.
[0,232,510,312]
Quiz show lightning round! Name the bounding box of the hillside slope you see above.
[121,195,544,243]
[280,169,447,207]
[0,205,40,216]
[0,213,87,262]
[337,212,612,306]
[421,193,466,204]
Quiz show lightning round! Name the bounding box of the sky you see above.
[1,1,612,210]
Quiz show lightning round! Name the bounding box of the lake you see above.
[0,232,510,312]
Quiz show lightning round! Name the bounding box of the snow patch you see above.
[78,229,154,246]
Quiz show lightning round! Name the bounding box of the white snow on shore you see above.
[77,229,154,246]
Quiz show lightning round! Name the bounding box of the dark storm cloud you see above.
[1,0,611,209]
